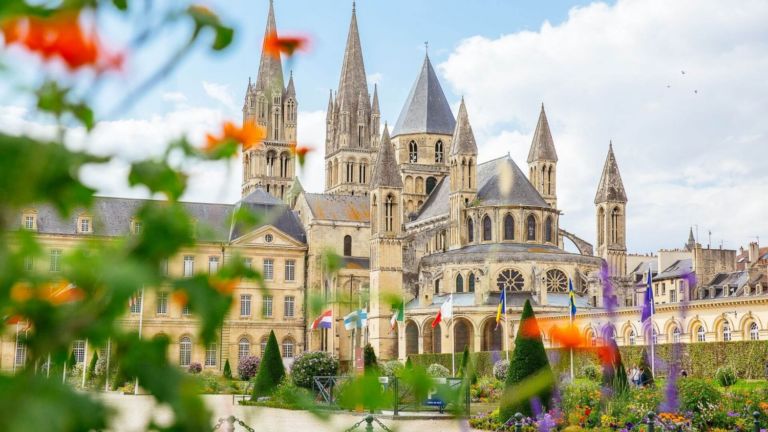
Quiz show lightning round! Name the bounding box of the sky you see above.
[1,0,767,255]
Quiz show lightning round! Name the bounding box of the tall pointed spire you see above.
[450,98,478,156]
[255,0,284,92]
[594,142,627,204]
[337,3,369,109]
[392,53,455,137]
[527,103,558,163]
[285,70,296,98]
[686,227,696,251]
[371,83,380,115]
[371,124,403,189]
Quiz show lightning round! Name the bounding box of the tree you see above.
[222,359,232,379]
[252,331,285,398]
[86,351,99,382]
[363,343,378,374]
[500,299,554,420]
[67,349,77,370]
[639,347,654,386]
[458,345,477,384]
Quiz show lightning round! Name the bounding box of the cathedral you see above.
[3,1,767,373]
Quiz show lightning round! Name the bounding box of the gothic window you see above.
[343,235,352,256]
[540,165,546,192]
[435,141,443,163]
[504,214,514,240]
[468,272,475,292]
[456,274,464,293]
[611,207,620,243]
[359,162,367,183]
[467,218,474,243]
[266,150,277,177]
[468,159,473,188]
[371,195,378,232]
[405,322,418,355]
[597,207,605,246]
[750,322,759,340]
[408,141,418,163]
[496,269,525,292]
[545,216,554,243]
[526,215,536,241]
[179,336,192,366]
[547,165,553,195]
[434,278,440,294]
[385,195,394,232]
[273,111,280,139]
[358,125,364,147]
[545,269,568,292]
[482,215,492,241]
[426,177,437,195]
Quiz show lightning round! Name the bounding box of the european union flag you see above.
[641,270,655,322]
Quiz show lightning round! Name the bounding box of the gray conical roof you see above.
[284,71,296,98]
[370,125,403,189]
[527,104,558,163]
[594,142,627,203]
[450,98,477,156]
[392,54,456,137]
[371,84,380,115]
[686,227,696,250]
[336,4,369,114]
[255,0,284,93]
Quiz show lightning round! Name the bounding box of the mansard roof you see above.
[392,55,455,137]
[527,104,558,163]
[594,142,628,204]
[370,126,403,189]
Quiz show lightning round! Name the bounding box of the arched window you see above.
[358,163,367,184]
[238,338,250,360]
[408,141,418,163]
[750,322,759,340]
[343,235,352,256]
[722,322,731,341]
[628,330,636,346]
[205,342,217,366]
[371,195,378,232]
[426,177,437,195]
[260,337,268,356]
[672,327,681,343]
[179,336,192,366]
[434,278,440,294]
[503,214,514,240]
[545,217,553,243]
[611,207,620,243]
[282,338,295,358]
[547,165,553,195]
[468,272,475,292]
[597,207,605,246]
[467,218,474,243]
[266,151,277,177]
[434,141,443,163]
[482,215,492,241]
[696,326,706,342]
[456,274,464,293]
[468,159,474,188]
[405,322,418,355]
[545,269,568,292]
[526,215,536,241]
[385,195,395,232]
[496,269,525,292]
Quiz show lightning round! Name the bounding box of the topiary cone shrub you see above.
[500,299,554,420]
[251,330,285,398]
[363,343,378,374]
[222,359,232,379]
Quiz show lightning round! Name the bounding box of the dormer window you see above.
[22,211,37,231]
[78,215,92,234]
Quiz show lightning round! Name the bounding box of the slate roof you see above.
[409,155,548,225]
[594,142,628,204]
[527,104,558,163]
[370,125,403,188]
[653,259,692,281]
[302,193,370,222]
[21,189,306,244]
[450,98,478,156]
[392,54,455,137]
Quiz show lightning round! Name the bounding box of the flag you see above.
[343,311,359,330]
[311,309,332,330]
[390,303,404,331]
[568,279,577,318]
[432,294,453,328]
[641,271,655,322]
[495,289,506,329]
[358,309,368,328]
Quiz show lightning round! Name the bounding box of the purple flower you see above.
[728,411,738,417]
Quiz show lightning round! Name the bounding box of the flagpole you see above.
[569,313,574,381]
[450,317,455,376]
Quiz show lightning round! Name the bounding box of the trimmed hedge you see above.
[408,340,768,380]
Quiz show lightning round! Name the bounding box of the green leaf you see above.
[213,25,234,51]
[112,0,128,11]
[35,81,96,130]
[129,202,195,265]
[173,275,232,345]
[128,160,187,201]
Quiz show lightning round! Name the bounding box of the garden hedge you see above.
[408,340,768,379]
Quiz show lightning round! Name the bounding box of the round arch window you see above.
[545,269,568,292]
[496,269,524,292]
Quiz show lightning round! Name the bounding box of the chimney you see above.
[748,242,759,265]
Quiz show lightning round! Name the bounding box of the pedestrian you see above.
[629,365,639,386]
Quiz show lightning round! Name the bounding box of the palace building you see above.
[3,1,767,373]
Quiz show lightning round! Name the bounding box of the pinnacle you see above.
[450,98,477,156]
[594,142,627,204]
[527,103,558,163]
[370,124,403,189]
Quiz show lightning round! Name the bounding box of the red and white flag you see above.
[431,294,453,328]
[311,309,333,330]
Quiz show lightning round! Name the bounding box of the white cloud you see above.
[295,110,328,192]
[202,81,238,113]
[439,0,768,252]
[162,91,187,104]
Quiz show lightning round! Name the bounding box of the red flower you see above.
[550,324,587,349]
[264,31,309,58]
[205,120,266,154]
[289,142,315,166]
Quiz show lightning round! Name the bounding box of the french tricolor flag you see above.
[311,309,333,330]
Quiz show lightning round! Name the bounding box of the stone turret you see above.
[595,142,628,276]
[527,104,558,208]
[448,98,478,249]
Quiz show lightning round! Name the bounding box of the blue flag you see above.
[568,279,577,318]
[641,271,655,322]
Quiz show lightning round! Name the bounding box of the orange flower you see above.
[45,281,84,305]
[550,324,587,349]
[264,31,309,58]
[289,142,314,166]
[596,343,619,366]
[205,121,266,154]
[519,317,542,339]
[10,282,33,302]
[210,277,236,295]
[1,12,123,71]
[171,291,189,307]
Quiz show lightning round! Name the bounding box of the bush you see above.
[678,378,720,413]
[715,366,736,387]
[223,359,232,379]
[427,363,450,378]
[380,360,404,379]
[238,356,260,381]
[580,364,600,381]
[252,330,285,398]
[493,360,509,381]
[290,351,338,389]
[458,346,478,384]
[500,299,554,419]
[86,351,99,382]
[363,343,378,374]
[188,362,202,374]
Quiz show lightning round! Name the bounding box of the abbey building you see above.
[3,1,767,373]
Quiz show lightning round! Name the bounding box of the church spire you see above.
[527,103,558,163]
[337,3,369,110]
[370,125,402,189]
[686,227,696,251]
[594,142,627,204]
[255,0,284,92]
[392,53,455,137]
[450,97,478,156]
